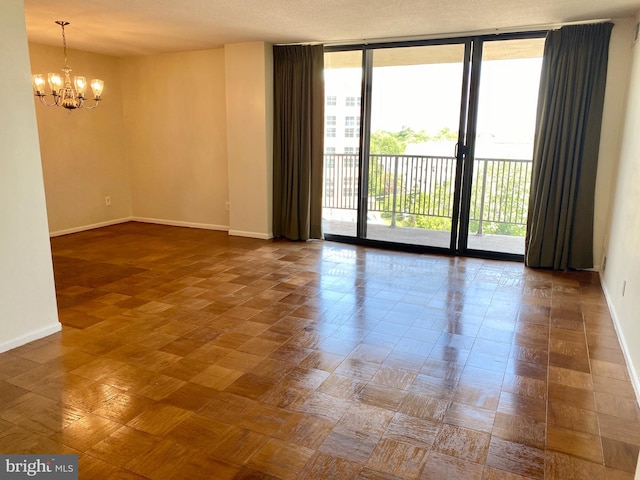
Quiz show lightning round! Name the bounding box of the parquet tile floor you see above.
[1,221,639,479]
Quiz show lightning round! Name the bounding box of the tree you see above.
[365,127,530,238]
[369,126,458,155]
[370,126,430,154]
[396,126,430,145]
[430,127,458,142]
[370,130,403,154]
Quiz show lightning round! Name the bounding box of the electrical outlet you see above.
[105,196,111,206]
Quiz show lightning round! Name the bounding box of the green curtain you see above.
[525,22,613,270]
[272,44,324,241]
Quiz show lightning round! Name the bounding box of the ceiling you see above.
[23,0,640,57]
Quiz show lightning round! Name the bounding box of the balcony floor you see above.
[323,219,525,256]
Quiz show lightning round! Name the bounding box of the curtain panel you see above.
[272,44,324,241]
[525,22,613,270]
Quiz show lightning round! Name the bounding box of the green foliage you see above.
[350,127,530,238]
[465,161,530,237]
[370,126,458,154]
[367,157,389,201]
[370,131,404,155]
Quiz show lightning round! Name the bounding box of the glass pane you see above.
[466,38,545,255]
[367,44,465,248]
[322,50,363,237]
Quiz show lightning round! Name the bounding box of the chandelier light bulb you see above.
[74,76,87,97]
[32,74,45,95]
[90,79,104,99]
[48,72,62,94]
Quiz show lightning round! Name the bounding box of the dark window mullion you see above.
[357,48,373,239]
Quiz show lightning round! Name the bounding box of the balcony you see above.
[322,153,532,255]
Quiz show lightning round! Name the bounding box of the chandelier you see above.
[31,21,104,110]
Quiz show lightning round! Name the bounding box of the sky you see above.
[325,56,543,158]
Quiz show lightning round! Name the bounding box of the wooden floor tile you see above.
[86,425,157,468]
[546,426,603,463]
[126,403,192,436]
[367,437,429,478]
[485,436,545,480]
[421,451,485,480]
[298,452,363,480]
[547,400,599,435]
[384,413,441,450]
[492,412,546,449]
[0,222,637,479]
[319,424,380,464]
[247,437,314,480]
[433,423,491,463]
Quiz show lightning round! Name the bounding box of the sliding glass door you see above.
[463,38,544,256]
[365,44,468,249]
[323,34,545,260]
[323,50,363,238]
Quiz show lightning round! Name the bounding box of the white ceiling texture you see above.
[23,0,640,57]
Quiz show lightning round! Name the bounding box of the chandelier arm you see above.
[80,100,101,110]
[37,94,58,108]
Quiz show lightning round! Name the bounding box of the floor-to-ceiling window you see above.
[322,34,545,260]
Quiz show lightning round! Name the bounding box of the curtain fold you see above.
[272,44,324,241]
[525,22,613,270]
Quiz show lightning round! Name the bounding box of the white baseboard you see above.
[228,230,273,240]
[133,217,229,232]
[49,218,272,240]
[49,217,133,237]
[600,273,640,405]
[49,217,231,237]
[0,322,62,354]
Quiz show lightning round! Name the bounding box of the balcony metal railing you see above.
[323,154,533,236]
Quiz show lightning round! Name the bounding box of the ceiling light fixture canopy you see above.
[31,21,104,110]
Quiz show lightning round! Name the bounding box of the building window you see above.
[327,128,336,138]
[343,177,356,197]
[325,179,334,197]
[327,96,337,106]
[326,116,336,126]
[345,128,359,138]
[326,147,336,154]
[325,155,335,168]
[345,97,360,107]
[345,116,355,127]
[344,147,355,154]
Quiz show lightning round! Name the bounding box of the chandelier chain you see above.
[55,20,70,68]
[62,24,67,67]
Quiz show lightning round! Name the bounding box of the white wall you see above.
[121,49,229,230]
[0,0,60,352]
[30,40,274,238]
[225,42,274,239]
[594,19,636,270]
[602,15,640,394]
